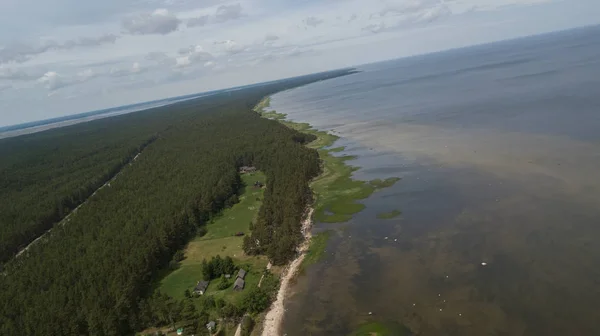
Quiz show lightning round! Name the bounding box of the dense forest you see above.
[0,69,355,335]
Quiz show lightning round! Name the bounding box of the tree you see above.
[217,276,230,290]
[181,300,198,321]
[241,315,255,336]
[241,288,270,314]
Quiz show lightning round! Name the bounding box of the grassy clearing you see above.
[300,231,332,272]
[377,210,402,219]
[201,172,266,240]
[158,172,270,317]
[349,321,412,336]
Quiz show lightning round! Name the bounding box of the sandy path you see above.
[14,150,144,258]
[261,207,314,336]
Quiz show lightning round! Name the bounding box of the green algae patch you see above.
[349,321,412,336]
[329,146,346,153]
[370,177,401,189]
[377,210,402,219]
[300,231,332,272]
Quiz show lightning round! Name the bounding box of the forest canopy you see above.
[0,69,355,335]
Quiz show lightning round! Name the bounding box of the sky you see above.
[0,0,599,127]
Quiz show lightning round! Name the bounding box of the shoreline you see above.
[255,95,401,335]
[261,207,314,336]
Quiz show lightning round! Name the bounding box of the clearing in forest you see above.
[159,171,270,311]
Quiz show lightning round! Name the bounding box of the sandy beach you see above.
[261,207,314,336]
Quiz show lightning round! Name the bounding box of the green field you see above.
[377,210,402,219]
[159,172,270,311]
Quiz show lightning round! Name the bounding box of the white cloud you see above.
[214,3,244,23]
[132,62,141,73]
[0,67,41,80]
[186,15,209,27]
[175,56,191,67]
[37,71,67,90]
[363,22,386,33]
[304,16,324,27]
[215,40,245,55]
[0,34,118,64]
[122,9,181,35]
[264,34,279,42]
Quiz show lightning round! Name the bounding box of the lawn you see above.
[158,172,269,312]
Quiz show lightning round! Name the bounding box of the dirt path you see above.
[15,150,145,258]
[261,207,314,336]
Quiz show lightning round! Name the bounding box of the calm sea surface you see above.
[271,26,600,336]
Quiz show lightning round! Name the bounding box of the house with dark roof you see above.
[233,277,245,291]
[237,268,246,279]
[194,280,209,295]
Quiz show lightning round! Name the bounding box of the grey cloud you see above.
[214,4,243,23]
[362,22,385,33]
[0,84,10,92]
[304,16,323,27]
[62,35,118,48]
[186,15,209,27]
[0,67,41,80]
[214,40,245,55]
[145,52,175,66]
[418,5,452,22]
[264,34,279,42]
[0,34,118,64]
[122,9,181,35]
[175,47,214,67]
[110,62,146,77]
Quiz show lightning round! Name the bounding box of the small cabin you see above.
[237,268,247,279]
[194,280,209,295]
[206,321,216,331]
[233,278,245,291]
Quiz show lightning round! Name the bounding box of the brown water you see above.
[272,27,600,336]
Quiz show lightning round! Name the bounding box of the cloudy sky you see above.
[0,0,598,126]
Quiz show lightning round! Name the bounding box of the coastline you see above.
[261,207,314,336]
[254,96,401,335]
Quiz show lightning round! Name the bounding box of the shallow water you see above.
[272,26,600,336]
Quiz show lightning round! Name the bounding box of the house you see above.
[225,274,231,279]
[233,277,245,291]
[239,166,257,174]
[206,321,216,331]
[193,280,209,295]
[237,268,247,279]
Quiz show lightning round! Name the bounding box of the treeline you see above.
[0,69,356,335]
[0,111,165,263]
